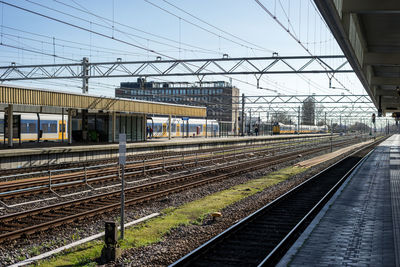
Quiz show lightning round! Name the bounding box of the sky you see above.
[0,0,366,97]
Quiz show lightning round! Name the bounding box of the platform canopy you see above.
[314,0,400,116]
[0,85,206,117]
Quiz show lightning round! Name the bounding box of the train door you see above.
[162,123,167,137]
[203,124,206,136]
[58,120,67,140]
[176,124,180,136]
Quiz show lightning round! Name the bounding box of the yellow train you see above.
[272,123,328,134]
[147,117,219,138]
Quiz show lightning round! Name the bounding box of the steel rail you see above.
[0,138,358,243]
[0,136,338,199]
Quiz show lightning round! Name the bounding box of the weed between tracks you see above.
[36,165,308,266]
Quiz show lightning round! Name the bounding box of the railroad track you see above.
[0,135,333,177]
[170,137,386,267]
[0,137,372,243]
[0,136,345,200]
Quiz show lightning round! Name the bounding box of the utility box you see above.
[101,221,121,263]
[105,221,118,245]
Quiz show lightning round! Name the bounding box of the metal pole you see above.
[298,106,300,135]
[330,120,333,152]
[37,112,40,144]
[120,164,125,239]
[168,114,171,140]
[205,115,208,138]
[119,131,126,240]
[62,108,64,143]
[68,109,73,145]
[82,57,89,94]
[249,109,252,135]
[241,93,245,136]
[7,104,13,148]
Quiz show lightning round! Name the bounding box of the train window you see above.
[50,123,57,133]
[21,123,28,133]
[28,123,37,133]
[0,119,3,133]
[41,123,49,133]
[41,122,57,133]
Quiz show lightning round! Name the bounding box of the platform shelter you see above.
[0,85,206,147]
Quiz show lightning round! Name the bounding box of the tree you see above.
[348,122,371,132]
[301,96,315,125]
[274,112,292,124]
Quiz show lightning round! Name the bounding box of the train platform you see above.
[279,134,400,266]
[0,134,329,170]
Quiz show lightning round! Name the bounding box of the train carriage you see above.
[272,122,328,135]
[0,112,68,142]
[147,117,219,138]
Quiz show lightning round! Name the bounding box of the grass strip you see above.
[36,165,308,266]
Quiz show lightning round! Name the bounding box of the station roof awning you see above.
[0,85,206,117]
[314,0,400,115]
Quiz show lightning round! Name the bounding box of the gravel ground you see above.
[0,140,370,266]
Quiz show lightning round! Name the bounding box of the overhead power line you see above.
[159,0,275,53]
[144,0,270,52]
[0,1,286,93]
[254,0,350,92]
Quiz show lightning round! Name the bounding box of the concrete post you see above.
[7,104,13,148]
[68,109,73,145]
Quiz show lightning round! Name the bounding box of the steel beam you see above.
[0,55,351,82]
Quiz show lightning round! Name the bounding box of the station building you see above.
[115,79,240,134]
[0,85,206,147]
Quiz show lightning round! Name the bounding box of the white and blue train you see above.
[0,112,219,142]
[0,112,68,142]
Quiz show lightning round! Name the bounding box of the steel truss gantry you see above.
[242,94,377,119]
[244,94,372,105]
[0,55,351,93]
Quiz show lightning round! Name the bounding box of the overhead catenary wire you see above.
[24,0,225,56]
[53,0,225,56]
[1,0,346,97]
[144,0,270,52]
[159,0,275,53]
[254,0,350,93]
[0,0,293,95]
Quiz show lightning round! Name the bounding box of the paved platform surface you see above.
[279,134,400,266]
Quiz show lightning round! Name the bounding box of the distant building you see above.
[115,79,240,134]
